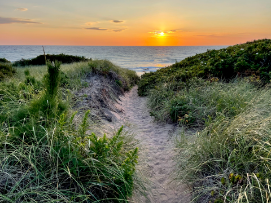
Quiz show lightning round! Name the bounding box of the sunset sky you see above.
[0,0,271,46]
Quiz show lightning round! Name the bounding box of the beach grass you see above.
[0,59,141,202]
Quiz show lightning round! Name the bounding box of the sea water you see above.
[0,45,227,75]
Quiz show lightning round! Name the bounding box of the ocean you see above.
[0,45,227,75]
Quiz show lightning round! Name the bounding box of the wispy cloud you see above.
[16,8,28,11]
[85,26,127,32]
[0,16,41,24]
[148,30,178,35]
[111,20,124,23]
[112,28,126,32]
[85,27,108,31]
[85,21,99,26]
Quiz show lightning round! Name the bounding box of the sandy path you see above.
[114,86,191,203]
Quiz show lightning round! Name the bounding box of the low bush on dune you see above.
[0,62,16,80]
[138,39,271,96]
[0,58,10,63]
[13,53,89,67]
[148,78,257,125]
[0,59,140,202]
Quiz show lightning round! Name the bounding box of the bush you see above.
[13,53,89,67]
[147,78,256,125]
[0,58,10,63]
[0,63,16,80]
[138,39,271,96]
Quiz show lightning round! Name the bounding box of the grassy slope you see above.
[138,39,271,202]
[0,60,141,202]
[175,83,271,202]
[138,39,271,96]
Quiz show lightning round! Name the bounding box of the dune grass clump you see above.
[175,86,271,203]
[13,53,89,67]
[89,59,140,90]
[0,60,140,202]
[147,78,257,125]
[138,39,271,96]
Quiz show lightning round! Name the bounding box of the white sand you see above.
[110,86,191,203]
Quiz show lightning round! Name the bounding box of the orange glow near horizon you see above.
[0,0,270,46]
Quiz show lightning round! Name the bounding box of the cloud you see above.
[166,30,177,34]
[85,26,127,32]
[0,16,41,24]
[85,27,108,31]
[111,20,124,23]
[16,8,28,11]
[85,21,99,26]
[112,28,126,32]
[148,30,178,35]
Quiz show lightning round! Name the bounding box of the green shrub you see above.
[147,78,256,125]
[138,39,271,96]
[27,60,67,120]
[116,79,123,87]
[0,58,10,63]
[169,96,191,123]
[13,53,89,67]
[0,63,16,80]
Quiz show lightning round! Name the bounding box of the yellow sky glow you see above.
[0,0,270,46]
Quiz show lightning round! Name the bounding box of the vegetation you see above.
[0,62,16,80]
[138,39,271,202]
[175,80,271,203]
[89,59,140,91]
[13,53,89,67]
[138,39,271,96]
[0,58,10,63]
[0,58,140,202]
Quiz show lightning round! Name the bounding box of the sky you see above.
[0,0,271,46]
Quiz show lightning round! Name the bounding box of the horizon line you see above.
[0,44,230,47]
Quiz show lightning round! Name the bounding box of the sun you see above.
[159,32,165,36]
